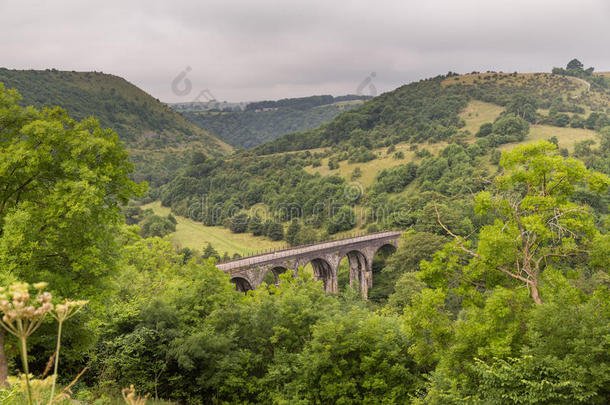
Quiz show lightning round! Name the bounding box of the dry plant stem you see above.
[0,329,8,387]
[49,302,86,405]
[0,282,53,404]
[42,352,56,379]
[48,320,63,405]
[122,384,150,405]
[59,365,88,398]
[19,334,32,405]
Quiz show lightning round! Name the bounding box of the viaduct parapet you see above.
[216,231,403,299]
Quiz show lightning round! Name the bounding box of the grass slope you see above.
[505,125,597,152]
[0,68,230,151]
[304,98,598,188]
[304,143,448,188]
[458,100,504,134]
[0,68,232,187]
[143,202,284,256]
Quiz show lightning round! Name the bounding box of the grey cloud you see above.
[1,0,608,102]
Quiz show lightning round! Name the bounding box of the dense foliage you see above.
[151,64,610,248]
[0,82,145,380]
[0,68,230,189]
[183,100,364,149]
[1,66,609,404]
[255,75,470,154]
[0,69,224,149]
[87,142,609,404]
[156,150,360,240]
[256,67,608,156]
[552,58,610,90]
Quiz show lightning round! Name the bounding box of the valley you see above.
[1,58,608,404]
[176,96,369,149]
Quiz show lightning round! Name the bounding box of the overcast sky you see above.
[2,0,609,102]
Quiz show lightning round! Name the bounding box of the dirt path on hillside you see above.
[572,77,591,92]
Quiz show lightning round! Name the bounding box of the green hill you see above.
[156,65,608,253]
[255,71,609,155]
[0,68,232,186]
[176,95,369,149]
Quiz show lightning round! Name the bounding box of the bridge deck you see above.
[216,231,402,271]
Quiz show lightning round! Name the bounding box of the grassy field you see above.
[303,142,449,188]
[441,72,584,91]
[142,201,284,256]
[304,98,599,189]
[332,99,367,109]
[458,100,597,151]
[502,125,597,152]
[459,100,504,134]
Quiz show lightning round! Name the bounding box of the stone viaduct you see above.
[216,231,403,299]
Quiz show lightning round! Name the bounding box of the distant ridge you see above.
[173,94,371,149]
[0,68,232,186]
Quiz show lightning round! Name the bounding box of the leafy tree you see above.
[94,245,237,401]
[267,222,284,241]
[139,214,176,238]
[167,213,177,225]
[247,214,264,236]
[382,232,447,287]
[202,243,220,260]
[570,115,586,128]
[286,309,420,403]
[504,94,538,123]
[327,206,356,234]
[0,83,145,378]
[229,212,249,233]
[415,202,472,236]
[285,219,301,246]
[490,149,501,165]
[179,247,195,264]
[585,112,609,130]
[475,122,493,138]
[0,83,145,293]
[384,272,427,314]
[441,141,609,303]
[122,203,144,225]
[372,162,418,194]
[472,286,610,404]
[491,114,529,142]
[566,58,584,70]
[169,272,337,404]
[97,301,179,398]
[295,225,319,245]
[402,288,454,370]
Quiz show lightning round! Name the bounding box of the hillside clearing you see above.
[459,100,504,134]
[502,125,597,152]
[303,142,449,188]
[457,100,598,152]
[303,99,598,189]
[142,201,285,256]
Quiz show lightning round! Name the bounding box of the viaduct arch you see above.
[216,231,402,299]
